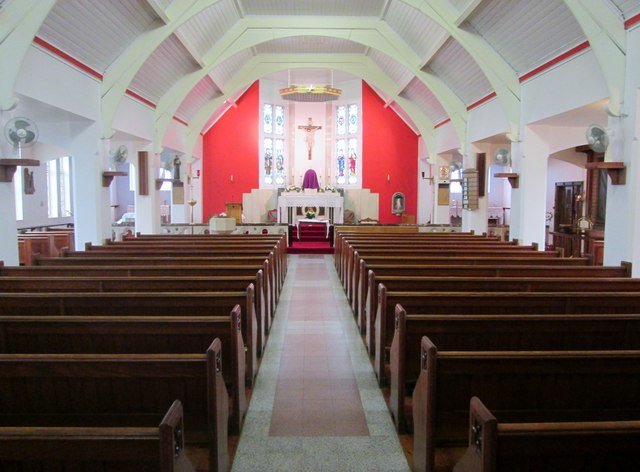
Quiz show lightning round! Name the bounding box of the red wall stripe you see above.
[434,118,451,129]
[125,90,156,109]
[625,13,640,29]
[519,41,590,83]
[33,36,195,125]
[173,116,189,126]
[467,92,497,111]
[33,36,103,80]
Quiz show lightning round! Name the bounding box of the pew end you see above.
[454,396,640,472]
[0,400,197,472]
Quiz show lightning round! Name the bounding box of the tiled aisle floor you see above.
[232,254,410,471]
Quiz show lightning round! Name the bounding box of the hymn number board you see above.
[462,169,479,210]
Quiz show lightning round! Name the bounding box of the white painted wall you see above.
[521,50,609,125]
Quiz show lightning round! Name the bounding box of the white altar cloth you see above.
[277,192,343,224]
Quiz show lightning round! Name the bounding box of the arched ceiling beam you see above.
[400,0,521,137]
[154,20,467,154]
[563,0,626,116]
[0,0,56,111]
[100,0,226,138]
[181,55,436,162]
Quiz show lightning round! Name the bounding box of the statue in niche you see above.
[173,156,182,181]
[23,168,35,195]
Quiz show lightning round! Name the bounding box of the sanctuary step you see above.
[289,223,333,254]
[297,223,328,242]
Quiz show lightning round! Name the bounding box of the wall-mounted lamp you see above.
[421,171,434,182]
[230,174,234,183]
[387,174,390,183]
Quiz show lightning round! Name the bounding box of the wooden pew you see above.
[116,233,288,292]
[363,273,640,354]
[0,309,246,435]
[0,339,230,472]
[0,262,277,336]
[333,231,501,274]
[33,255,279,317]
[83,240,284,293]
[340,241,534,285]
[453,396,640,472]
[0,289,259,387]
[356,262,632,331]
[0,400,198,472]
[374,289,640,385]
[18,230,75,264]
[389,307,640,431]
[0,273,269,357]
[411,337,640,472]
[17,236,49,266]
[347,254,587,311]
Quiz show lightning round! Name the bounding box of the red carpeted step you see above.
[287,241,334,254]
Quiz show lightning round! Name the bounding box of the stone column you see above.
[509,128,549,247]
[70,123,111,249]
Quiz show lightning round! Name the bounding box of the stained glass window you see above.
[263,104,273,135]
[264,138,273,184]
[275,105,284,136]
[335,103,359,185]
[275,139,285,185]
[348,104,358,135]
[263,103,285,185]
[336,106,346,136]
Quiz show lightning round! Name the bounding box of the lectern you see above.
[225,202,242,224]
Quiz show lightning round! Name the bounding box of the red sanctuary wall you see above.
[362,81,419,224]
[202,81,259,219]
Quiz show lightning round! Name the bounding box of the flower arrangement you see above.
[305,209,316,219]
[324,185,337,193]
[286,184,302,192]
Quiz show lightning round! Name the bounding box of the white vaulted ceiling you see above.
[8,0,633,146]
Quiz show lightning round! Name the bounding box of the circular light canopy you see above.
[279,85,342,102]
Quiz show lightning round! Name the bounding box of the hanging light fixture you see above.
[279,70,342,102]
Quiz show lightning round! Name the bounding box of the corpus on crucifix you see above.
[298,117,322,160]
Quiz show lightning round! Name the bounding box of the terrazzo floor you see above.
[232,254,410,471]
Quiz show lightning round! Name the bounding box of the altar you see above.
[277,191,344,224]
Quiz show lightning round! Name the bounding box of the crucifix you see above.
[298,117,322,160]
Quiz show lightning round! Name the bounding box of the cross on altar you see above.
[298,117,322,160]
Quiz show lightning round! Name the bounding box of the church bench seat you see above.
[389,307,640,432]
[345,247,558,309]
[0,400,199,472]
[333,231,501,272]
[351,254,590,338]
[0,264,276,343]
[0,288,259,388]
[0,273,269,356]
[363,272,640,350]
[338,237,517,288]
[374,288,640,385]
[0,309,246,436]
[33,254,279,316]
[347,254,586,310]
[452,396,640,472]
[62,248,282,303]
[356,262,631,330]
[18,231,75,265]
[113,233,288,292]
[339,240,532,284]
[411,336,640,472]
[0,339,230,472]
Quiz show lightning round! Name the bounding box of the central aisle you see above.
[232,254,410,471]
